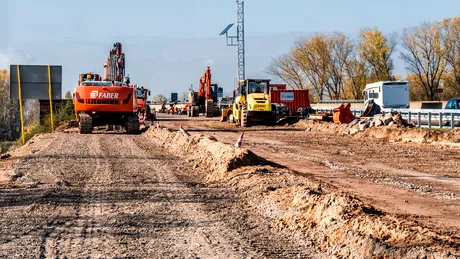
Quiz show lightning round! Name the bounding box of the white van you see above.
[363,81,410,109]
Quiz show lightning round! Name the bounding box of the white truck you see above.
[363,81,410,109]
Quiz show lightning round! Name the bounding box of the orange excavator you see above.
[78,72,102,85]
[187,66,219,117]
[135,85,154,120]
[73,42,139,134]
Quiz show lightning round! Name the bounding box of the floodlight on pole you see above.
[219,0,245,82]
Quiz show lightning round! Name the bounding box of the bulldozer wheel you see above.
[241,104,249,127]
[192,106,200,117]
[187,107,191,117]
[79,114,93,134]
[126,115,140,134]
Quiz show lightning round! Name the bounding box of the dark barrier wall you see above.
[9,65,62,100]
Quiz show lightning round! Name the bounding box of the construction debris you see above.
[344,112,414,135]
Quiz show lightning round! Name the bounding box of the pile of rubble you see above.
[344,112,414,135]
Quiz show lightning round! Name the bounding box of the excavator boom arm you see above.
[103,42,125,82]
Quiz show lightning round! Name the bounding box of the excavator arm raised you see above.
[103,42,126,82]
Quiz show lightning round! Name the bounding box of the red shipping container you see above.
[270,90,310,112]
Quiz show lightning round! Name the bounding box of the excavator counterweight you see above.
[73,42,140,134]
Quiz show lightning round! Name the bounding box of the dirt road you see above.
[159,114,460,234]
[0,132,322,258]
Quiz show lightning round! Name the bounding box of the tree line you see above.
[266,16,460,102]
[0,69,20,141]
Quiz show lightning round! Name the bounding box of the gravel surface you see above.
[0,133,323,258]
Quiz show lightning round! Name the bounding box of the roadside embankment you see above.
[144,127,460,258]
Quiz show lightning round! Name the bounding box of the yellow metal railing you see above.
[16,65,25,144]
[48,65,54,133]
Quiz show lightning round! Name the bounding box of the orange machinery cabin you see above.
[73,81,138,114]
[135,86,151,111]
[79,73,102,85]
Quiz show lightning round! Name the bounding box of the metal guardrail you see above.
[318,99,364,104]
[311,107,460,129]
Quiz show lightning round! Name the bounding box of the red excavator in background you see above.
[187,66,219,117]
[73,42,139,134]
[135,85,154,120]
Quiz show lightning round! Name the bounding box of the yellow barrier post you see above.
[16,65,25,144]
[48,65,54,133]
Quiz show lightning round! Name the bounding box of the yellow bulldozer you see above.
[221,79,276,127]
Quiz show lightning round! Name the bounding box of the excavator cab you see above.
[79,73,102,85]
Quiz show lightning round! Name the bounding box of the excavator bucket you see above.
[361,100,381,117]
[332,103,355,124]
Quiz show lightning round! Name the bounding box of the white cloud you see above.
[204,58,215,66]
[0,48,36,70]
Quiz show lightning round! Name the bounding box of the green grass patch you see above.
[17,100,75,146]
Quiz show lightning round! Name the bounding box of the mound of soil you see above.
[228,166,460,258]
[143,127,272,182]
[144,126,460,258]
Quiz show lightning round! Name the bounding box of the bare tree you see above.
[293,35,329,100]
[265,53,305,89]
[325,32,354,99]
[358,27,397,81]
[0,69,20,141]
[179,91,189,102]
[442,16,460,93]
[152,94,166,103]
[64,90,72,99]
[400,22,448,100]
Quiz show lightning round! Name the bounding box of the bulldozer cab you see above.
[235,79,270,102]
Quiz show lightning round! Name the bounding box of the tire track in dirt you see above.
[131,135,323,258]
[0,132,326,258]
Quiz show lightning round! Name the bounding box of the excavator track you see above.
[79,113,93,134]
[205,100,214,117]
[126,115,140,134]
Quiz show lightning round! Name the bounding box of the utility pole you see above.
[219,0,245,82]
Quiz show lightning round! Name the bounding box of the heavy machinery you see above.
[224,79,276,127]
[73,42,139,134]
[135,85,153,120]
[187,66,219,117]
[79,72,102,85]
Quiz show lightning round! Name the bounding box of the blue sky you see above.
[1,0,460,97]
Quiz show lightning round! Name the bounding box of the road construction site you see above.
[1,113,460,258]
